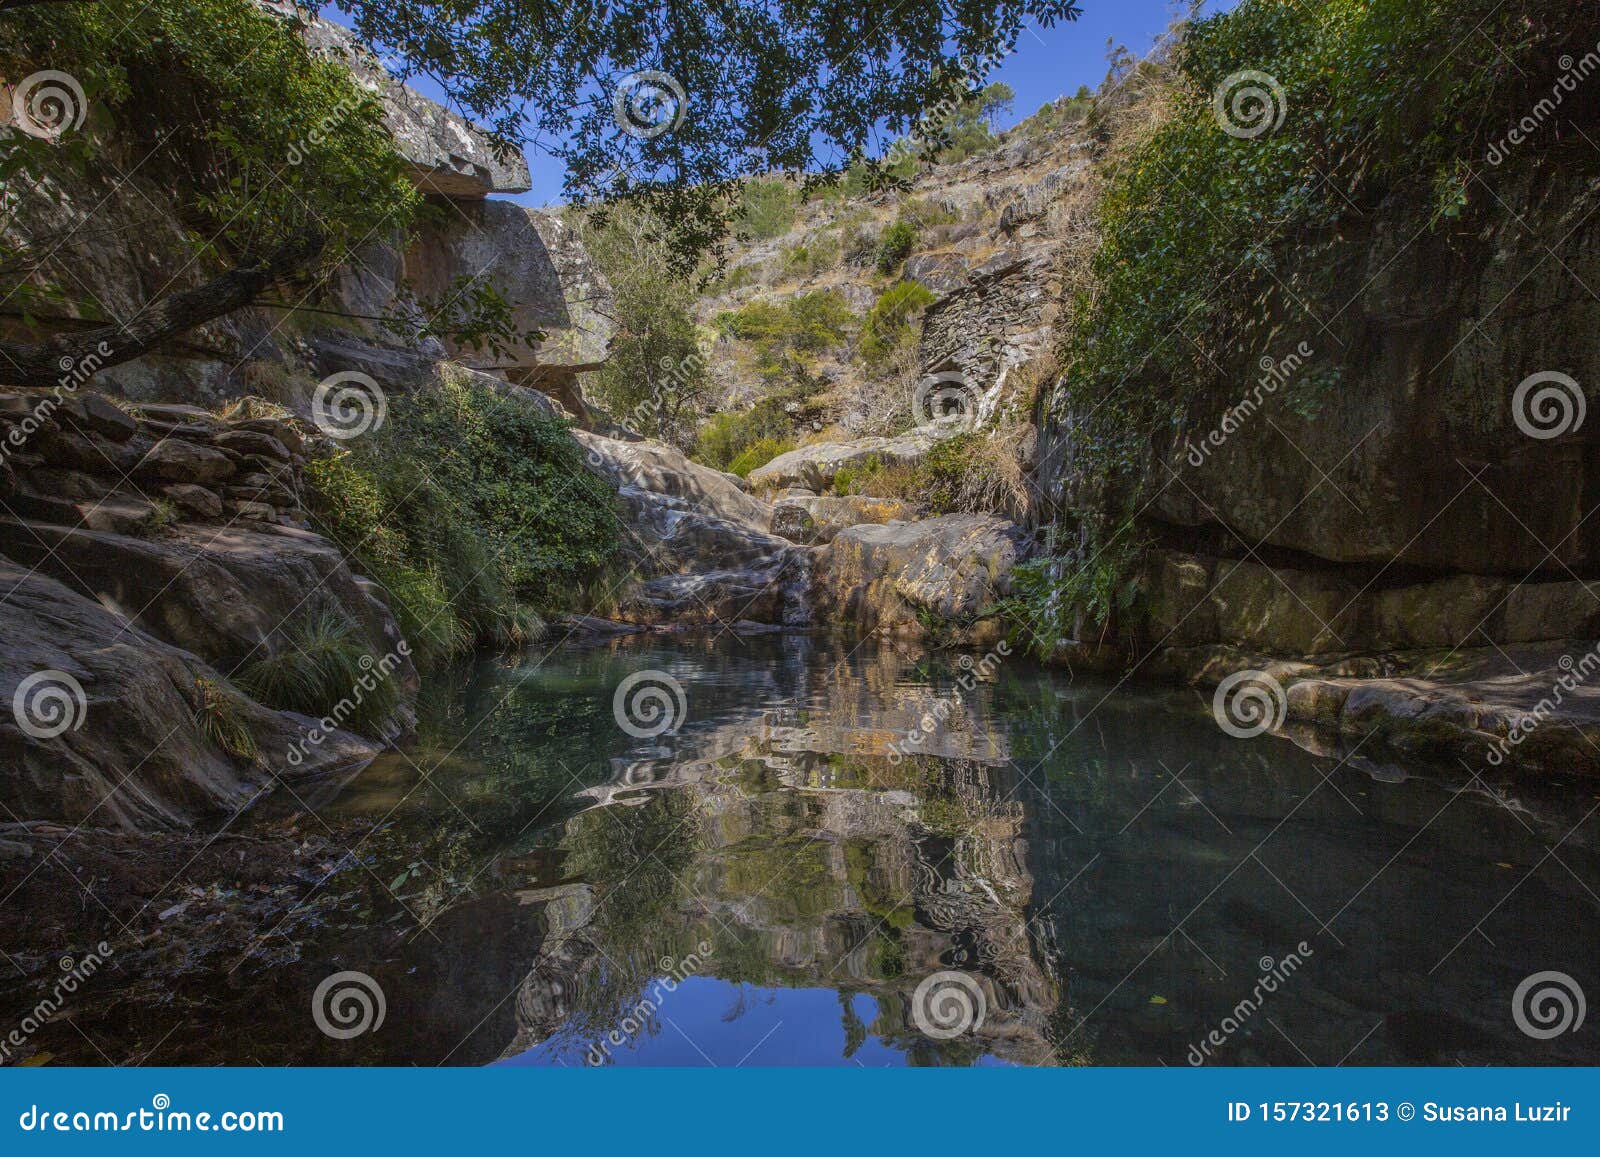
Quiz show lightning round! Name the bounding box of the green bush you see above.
[237,609,400,734]
[727,436,795,478]
[1056,0,1569,514]
[874,220,918,275]
[860,280,936,367]
[736,178,800,239]
[693,400,798,473]
[715,290,854,382]
[305,373,617,667]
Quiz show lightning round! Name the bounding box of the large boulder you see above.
[0,521,415,714]
[770,495,928,544]
[574,430,814,627]
[815,514,1022,641]
[747,425,956,494]
[403,203,614,392]
[283,4,531,197]
[0,561,382,830]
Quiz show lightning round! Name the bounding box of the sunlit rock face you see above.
[267,2,531,197]
[573,429,816,628]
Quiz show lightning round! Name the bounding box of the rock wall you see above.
[1040,162,1600,657]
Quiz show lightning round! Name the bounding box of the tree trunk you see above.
[0,233,323,389]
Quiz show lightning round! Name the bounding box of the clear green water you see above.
[18,633,1600,1065]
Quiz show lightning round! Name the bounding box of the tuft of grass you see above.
[194,677,259,762]
[236,609,399,734]
[727,436,795,478]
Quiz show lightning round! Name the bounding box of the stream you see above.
[8,632,1600,1066]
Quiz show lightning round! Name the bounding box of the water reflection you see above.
[7,633,1598,1066]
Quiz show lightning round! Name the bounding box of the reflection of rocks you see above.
[502,668,1055,1065]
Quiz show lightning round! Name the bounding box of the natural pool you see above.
[9,632,1598,1066]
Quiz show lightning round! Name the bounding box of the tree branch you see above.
[0,232,324,388]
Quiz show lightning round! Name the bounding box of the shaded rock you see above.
[0,520,417,730]
[404,202,613,378]
[0,560,382,830]
[63,394,139,442]
[136,437,237,485]
[213,429,290,462]
[162,483,224,521]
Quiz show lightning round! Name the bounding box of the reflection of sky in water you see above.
[502,978,1014,1068]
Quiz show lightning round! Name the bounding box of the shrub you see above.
[693,400,798,473]
[237,609,399,734]
[715,290,854,382]
[1055,0,1575,515]
[736,178,800,239]
[860,280,935,367]
[727,436,795,478]
[304,373,618,667]
[874,220,918,275]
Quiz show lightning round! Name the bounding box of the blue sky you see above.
[335,1,1235,206]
